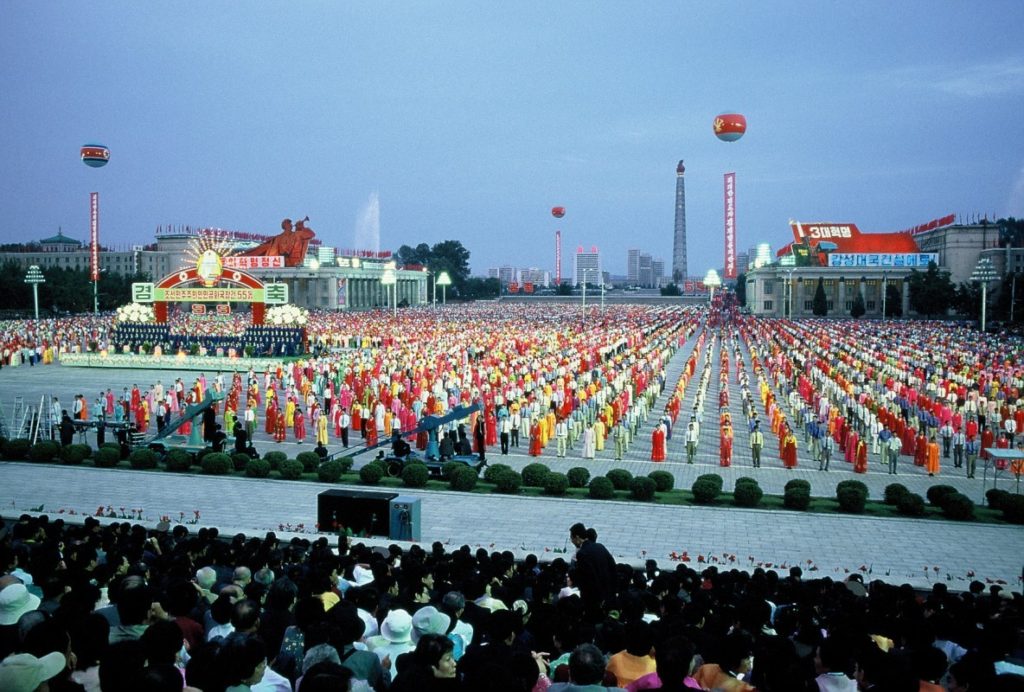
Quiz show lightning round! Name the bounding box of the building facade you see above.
[574,250,602,286]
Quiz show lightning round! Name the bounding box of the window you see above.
[764,282,774,295]
[827,301,834,310]
[804,300,813,310]
[763,300,773,310]
[867,301,876,310]
[845,301,853,311]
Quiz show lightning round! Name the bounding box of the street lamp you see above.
[24,265,45,320]
[970,257,998,332]
[436,271,451,306]
[704,269,722,303]
[881,272,888,320]
[380,268,397,319]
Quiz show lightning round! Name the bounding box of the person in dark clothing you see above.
[203,406,217,442]
[474,416,486,462]
[211,424,227,453]
[569,523,617,624]
[234,421,248,454]
[59,412,75,446]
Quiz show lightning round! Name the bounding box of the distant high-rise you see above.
[672,161,687,283]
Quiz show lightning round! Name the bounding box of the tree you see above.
[461,277,500,299]
[998,217,1024,248]
[884,283,903,317]
[735,272,746,306]
[908,261,956,317]
[850,291,866,318]
[395,243,431,266]
[660,283,681,296]
[812,277,828,316]
[954,282,982,320]
[428,240,471,297]
[555,282,573,296]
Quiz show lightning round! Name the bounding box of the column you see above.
[901,279,910,316]
[838,279,846,313]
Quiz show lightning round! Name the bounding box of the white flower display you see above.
[115,303,156,324]
[266,304,309,327]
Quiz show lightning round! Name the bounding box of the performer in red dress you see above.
[853,439,868,473]
[651,424,666,462]
[719,422,733,467]
[529,419,543,457]
[782,427,798,469]
[294,408,306,443]
[274,408,286,442]
[265,405,277,438]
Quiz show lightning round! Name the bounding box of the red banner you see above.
[508,282,519,293]
[524,282,534,294]
[90,192,99,281]
[224,255,285,269]
[724,173,736,279]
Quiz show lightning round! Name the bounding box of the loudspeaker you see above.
[317,489,398,538]
[388,495,422,542]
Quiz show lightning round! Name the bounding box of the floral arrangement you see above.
[115,303,156,324]
[266,304,309,327]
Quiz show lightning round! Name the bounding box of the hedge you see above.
[483,464,514,484]
[263,451,287,470]
[648,470,674,492]
[784,478,811,494]
[1002,495,1024,524]
[93,446,121,468]
[544,472,569,496]
[588,476,615,500]
[449,466,478,491]
[836,487,867,514]
[884,483,910,506]
[61,444,93,466]
[401,463,430,488]
[836,480,869,499]
[296,451,321,473]
[201,453,232,475]
[696,474,724,491]
[734,479,764,508]
[231,453,251,471]
[279,459,305,481]
[986,488,1011,511]
[692,478,721,504]
[246,458,271,478]
[926,485,959,508]
[521,463,551,488]
[606,469,634,491]
[441,461,463,480]
[493,469,523,494]
[941,493,975,521]
[897,493,926,517]
[317,459,343,483]
[165,449,193,472]
[783,486,811,511]
[735,476,758,488]
[3,438,31,460]
[129,448,158,470]
[29,441,60,462]
[567,467,591,488]
[630,476,657,502]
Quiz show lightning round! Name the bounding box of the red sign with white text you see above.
[223,255,285,270]
[724,173,736,279]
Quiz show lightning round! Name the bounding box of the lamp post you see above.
[704,269,721,304]
[881,272,888,320]
[24,265,45,320]
[970,257,998,333]
[380,268,397,319]
[436,271,451,306]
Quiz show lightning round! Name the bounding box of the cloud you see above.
[894,57,1024,97]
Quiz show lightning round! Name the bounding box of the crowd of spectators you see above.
[0,512,1021,691]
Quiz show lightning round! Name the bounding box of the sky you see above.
[2,2,1024,278]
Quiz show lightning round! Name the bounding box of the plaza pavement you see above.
[1,336,1022,590]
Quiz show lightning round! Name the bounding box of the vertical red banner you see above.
[90,192,99,281]
[724,173,736,279]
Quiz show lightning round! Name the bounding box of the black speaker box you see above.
[317,489,398,538]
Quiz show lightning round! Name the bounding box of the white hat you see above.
[411,605,451,642]
[0,652,66,692]
[0,584,41,626]
[379,608,413,643]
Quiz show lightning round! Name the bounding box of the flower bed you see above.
[58,352,286,371]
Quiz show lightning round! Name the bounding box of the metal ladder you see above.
[6,397,26,440]
[32,395,53,445]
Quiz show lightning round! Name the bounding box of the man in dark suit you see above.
[569,523,617,623]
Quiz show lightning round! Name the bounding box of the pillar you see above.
[901,279,910,316]
[838,279,846,313]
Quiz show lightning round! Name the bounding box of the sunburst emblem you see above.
[184,230,236,287]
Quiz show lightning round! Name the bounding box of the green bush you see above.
[231,453,251,471]
[884,483,910,506]
[696,473,724,491]
[441,461,463,480]
[60,444,93,465]
[449,466,478,491]
[246,458,271,478]
[1002,495,1024,524]
[335,456,354,474]
[691,478,721,504]
[402,462,430,488]
[588,476,615,500]
[263,451,287,470]
[93,446,121,468]
[836,480,869,499]
[358,462,384,485]
[296,451,321,473]
[195,448,213,466]
[784,478,811,493]
[317,459,343,483]
[986,488,1011,510]
[201,453,232,475]
[28,441,60,462]
[941,493,975,521]
[129,448,158,470]
[837,487,867,513]
[630,476,657,501]
[783,486,811,511]
[606,468,634,491]
[165,449,193,472]
[521,463,551,487]
[897,493,927,517]
[926,484,959,508]
[733,479,764,507]
[567,467,591,488]
[648,470,674,492]
[493,469,523,494]
[543,472,569,496]
[483,463,514,484]
[279,459,306,480]
[2,438,31,460]
[735,476,758,487]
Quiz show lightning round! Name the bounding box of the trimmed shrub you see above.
[784,478,811,493]
[1002,495,1024,524]
[231,453,251,471]
[335,456,354,474]
[926,484,959,508]
[29,441,60,462]
[691,478,721,504]
[441,461,463,480]
[630,476,657,502]
[648,470,674,492]
[588,476,615,500]
[836,487,867,514]
[61,444,93,466]
[606,468,634,491]
[3,438,32,460]
[941,493,974,521]
[296,451,321,473]
[195,448,213,466]
[543,472,569,496]
[129,448,158,470]
[696,473,724,491]
[93,446,121,468]
[521,463,551,488]
[784,486,811,511]
[897,493,926,517]
[317,459,343,483]
[734,479,764,508]
[263,451,287,470]
[567,467,591,488]
[402,462,430,488]
[165,449,193,472]
[279,459,305,480]
[884,483,910,506]
[483,464,514,484]
[101,442,125,460]
[246,458,271,478]
[358,462,384,485]
[986,488,1011,511]
[449,466,478,491]
[493,469,523,494]
[735,476,758,488]
[201,453,232,475]
[836,480,869,499]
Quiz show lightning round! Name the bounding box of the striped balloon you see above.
[713,114,746,142]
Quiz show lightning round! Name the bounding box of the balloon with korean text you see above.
[81,144,110,168]
[551,206,565,218]
[713,114,746,142]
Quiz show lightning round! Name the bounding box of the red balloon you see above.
[551,206,566,218]
[713,113,746,142]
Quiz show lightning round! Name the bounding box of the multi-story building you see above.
[574,249,601,286]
